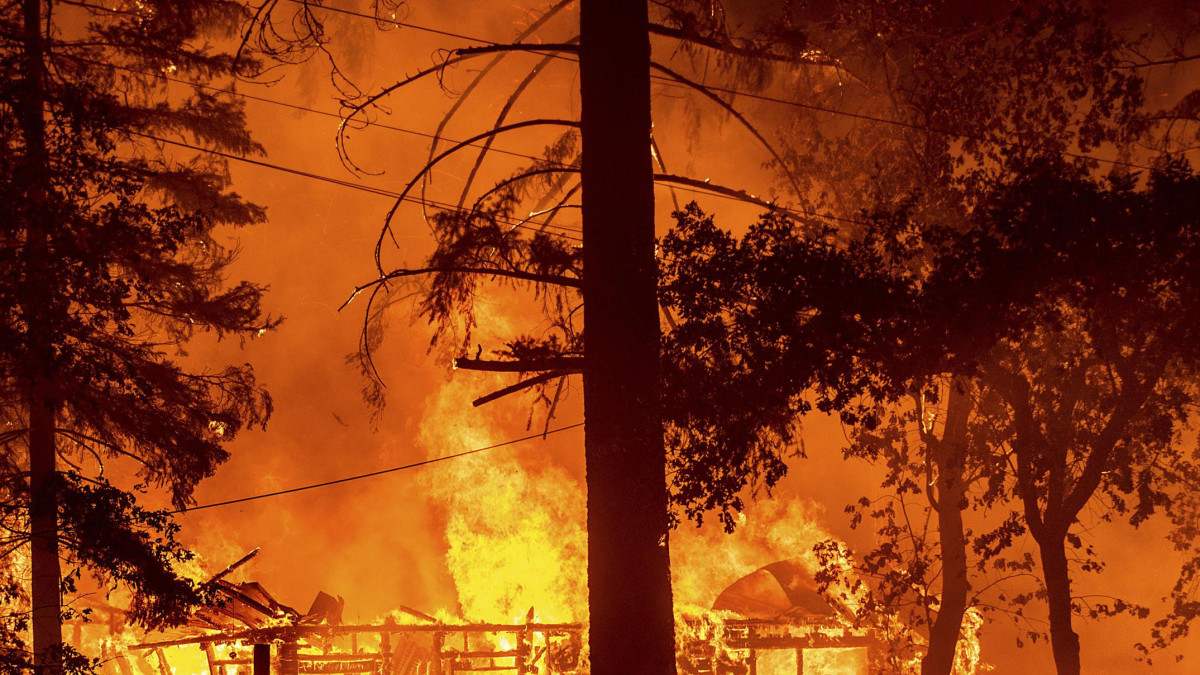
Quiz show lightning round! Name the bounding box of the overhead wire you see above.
[69,55,582,183]
[74,0,1184,176]
[73,1,1184,228]
[173,422,584,513]
[278,0,494,46]
[267,0,1176,172]
[100,61,863,227]
[121,129,586,242]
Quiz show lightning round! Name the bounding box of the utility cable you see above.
[75,5,1175,226]
[72,0,1177,171]
[279,0,495,46]
[174,421,584,513]
[262,0,1172,172]
[122,129,586,241]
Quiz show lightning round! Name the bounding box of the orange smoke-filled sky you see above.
[126,1,1200,673]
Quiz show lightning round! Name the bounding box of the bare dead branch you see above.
[453,356,584,373]
[467,166,582,221]
[458,41,579,209]
[455,43,579,58]
[652,172,779,211]
[337,49,509,174]
[422,0,578,226]
[472,371,566,407]
[341,266,581,312]
[543,375,568,438]
[650,61,803,200]
[374,119,581,274]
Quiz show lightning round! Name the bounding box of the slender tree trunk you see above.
[922,385,971,675]
[924,491,968,675]
[1039,534,1081,675]
[18,0,63,669]
[580,1,676,674]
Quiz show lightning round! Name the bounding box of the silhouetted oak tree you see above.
[662,153,1200,675]
[659,2,1172,673]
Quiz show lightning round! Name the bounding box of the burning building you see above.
[102,551,873,675]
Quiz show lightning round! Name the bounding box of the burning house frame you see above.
[82,551,874,675]
[125,615,871,675]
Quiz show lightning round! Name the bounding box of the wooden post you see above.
[253,644,271,675]
[279,638,299,675]
[515,626,529,675]
[748,625,757,675]
[204,643,222,675]
[152,649,172,675]
[430,633,444,675]
[796,648,804,675]
[380,618,394,675]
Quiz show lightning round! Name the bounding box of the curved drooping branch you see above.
[454,356,585,373]
[467,166,583,224]
[336,50,493,174]
[650,61,803,200]
[374,119,581,273]
[653,173,781,211]
[423,0,578,223]
[342,266,581,314]
[648,22,833,66]
[337,42,579,174]
[458,39,580,210]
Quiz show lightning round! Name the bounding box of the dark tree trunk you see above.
[18,0,63,670]
[921,385,971,675]
[29,395,62,672]
[1040,533,1081,675]
[580,1,676,674]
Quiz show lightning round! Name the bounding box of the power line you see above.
[61,13,1074,226]
[286,1,1170,172]
[279,0,495,46]
[122,129,586,241]
[76,0,1178,174]
[80,4,1171,226]
[73,55,569,169]
[174,421,584,513]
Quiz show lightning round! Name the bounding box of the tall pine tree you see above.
[1,1,275,670]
